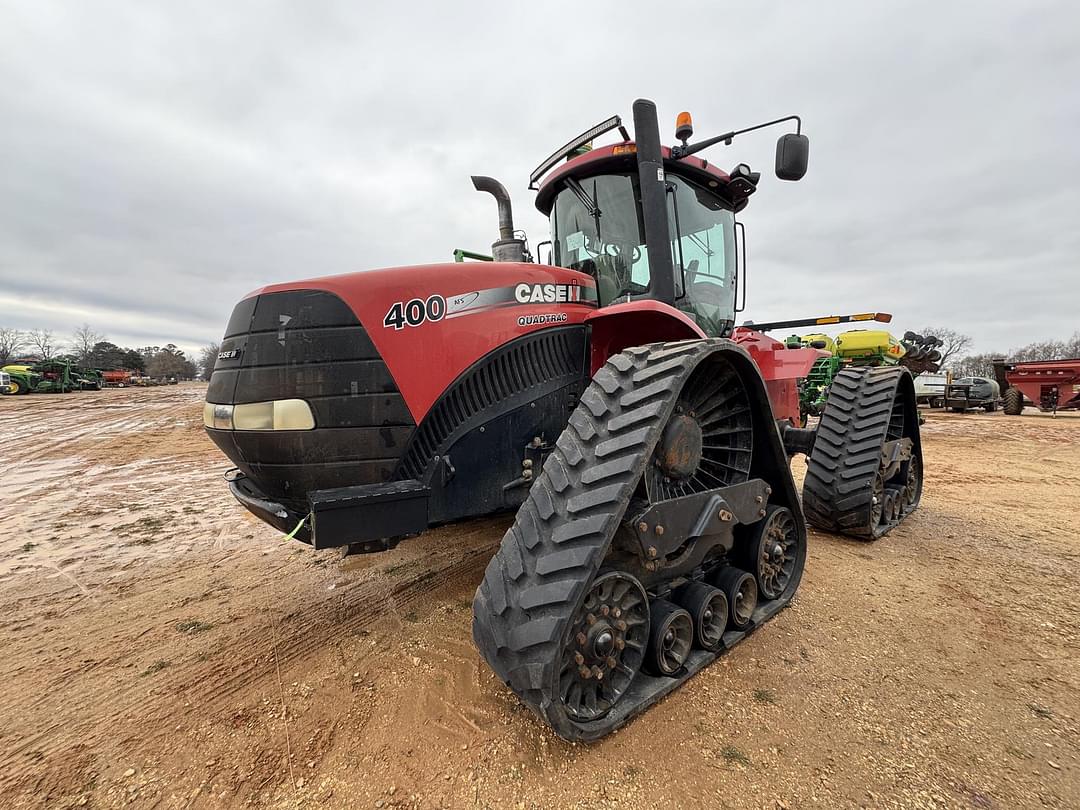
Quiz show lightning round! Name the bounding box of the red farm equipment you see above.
[205,100,924,741]
[994,357,1080,414]
[101,370,133,387]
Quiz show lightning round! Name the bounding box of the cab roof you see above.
[534,142,737,215]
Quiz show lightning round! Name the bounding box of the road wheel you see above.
[644,600,693,676]
[711,568,758,630]
[1003,388,1023,415]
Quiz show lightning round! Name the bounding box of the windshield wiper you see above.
[688,232,715,256]
[565,177,601,218]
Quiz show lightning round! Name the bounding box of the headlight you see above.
[204,402,235,430]
[203,399,314,431]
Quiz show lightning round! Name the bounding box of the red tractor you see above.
[205,100,923,741]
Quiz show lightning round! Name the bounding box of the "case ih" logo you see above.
[514,283,583,304]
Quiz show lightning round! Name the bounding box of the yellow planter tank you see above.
[834,329,906,363]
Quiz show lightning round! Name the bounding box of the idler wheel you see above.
[673,582,729,651]
[748,506,801,601]
[711,567,758,630]
[644,600,693,676]
[869,471,886,527]
[558,571,650,722]
[903,455,922,511]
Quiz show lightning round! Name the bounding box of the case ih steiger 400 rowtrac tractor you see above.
[205,100,923,741]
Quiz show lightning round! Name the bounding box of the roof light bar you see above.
[529,115,626,189]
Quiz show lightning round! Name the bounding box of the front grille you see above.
[206,289,416,507]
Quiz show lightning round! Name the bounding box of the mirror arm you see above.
[672,115,802,159]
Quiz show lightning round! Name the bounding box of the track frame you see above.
[472,339,806,741]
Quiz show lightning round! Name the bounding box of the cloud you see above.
[0,0,1077,358]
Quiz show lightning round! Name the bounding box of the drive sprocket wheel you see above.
[559,571,649,721]
[748,505,801,601]
[645,357,753,500]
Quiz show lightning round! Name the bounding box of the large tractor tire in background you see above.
[1003,388,1023,415]
[472,340,806,741]
[802,367,923,540]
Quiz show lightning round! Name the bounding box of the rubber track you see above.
[802,366,918,539]
[472,340,721,740]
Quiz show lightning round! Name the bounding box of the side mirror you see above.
[775,133,809,181]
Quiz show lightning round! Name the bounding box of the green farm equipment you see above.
[749,314,943,424]
[1,360,76,394]
[73,368,104,390]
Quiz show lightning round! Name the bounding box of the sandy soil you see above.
[0,385,1077,809]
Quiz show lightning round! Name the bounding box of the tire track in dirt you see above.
[0,520,503,795]
[4,388,1080,809]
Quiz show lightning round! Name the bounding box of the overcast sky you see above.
[1,1,1077,359]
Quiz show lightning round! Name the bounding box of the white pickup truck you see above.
[914,372,948,408]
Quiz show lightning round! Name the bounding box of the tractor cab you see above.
[528,101,808,337]
[540,159,737,336]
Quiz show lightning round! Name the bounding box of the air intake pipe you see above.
[471,176,526,263]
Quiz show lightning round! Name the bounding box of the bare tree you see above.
[198,343,220,381]
[921,327,972,370]
[951,353,1002,380]
[70,323,104,364]
[26,329,59,360]
[0,327,24,364]
[1012,339,1069,362]
[1065,331,1080,359]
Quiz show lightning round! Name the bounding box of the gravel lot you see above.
[1,385,1077,809]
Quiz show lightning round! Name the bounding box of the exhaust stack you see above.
[471,176,526,263]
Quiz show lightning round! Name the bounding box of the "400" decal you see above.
[383,295,446,330]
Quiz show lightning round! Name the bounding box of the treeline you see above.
[0,324,199,380]
[952,331,1080,379]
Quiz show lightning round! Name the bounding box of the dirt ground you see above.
[1,384,1077,809]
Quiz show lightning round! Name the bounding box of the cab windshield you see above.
[550,174,650,303]
[550,172,736,336]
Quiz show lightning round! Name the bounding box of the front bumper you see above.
[229,475,312,543]
[228,473,430,551]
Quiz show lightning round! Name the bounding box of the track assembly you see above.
[472,340,808,741]
[803,366,924,540]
